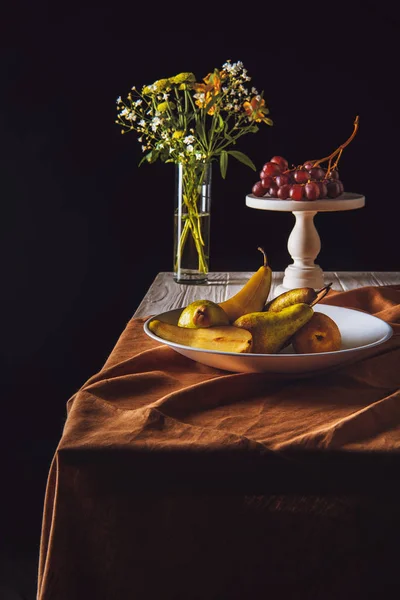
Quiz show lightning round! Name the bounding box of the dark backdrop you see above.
[1,0,399,564]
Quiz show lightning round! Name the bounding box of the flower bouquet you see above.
[116,60,273,283]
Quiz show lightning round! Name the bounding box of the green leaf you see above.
[220,150,228,179]
[227,151,256,171]
[215,114,224,132]
[223,132,235,144]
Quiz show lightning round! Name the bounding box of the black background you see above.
[1,0,400,567]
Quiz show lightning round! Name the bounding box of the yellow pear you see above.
[233,302,313,354]
[218,247,272,323]
[264,283,332,312]
[177,299,229,328]
[149,319,253,353]
[291,312,342,354]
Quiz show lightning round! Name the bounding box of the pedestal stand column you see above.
[277,210,324,295]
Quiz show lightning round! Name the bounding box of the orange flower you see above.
[243,96,271,123]
[193,70,224,115]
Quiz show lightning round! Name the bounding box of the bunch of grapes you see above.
[251,116,359,201]
[251,156,345,201]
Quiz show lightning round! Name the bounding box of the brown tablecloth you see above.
[37,285,400,599]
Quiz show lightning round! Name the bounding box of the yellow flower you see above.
[153,78,169,92]
[169,72,196,85]
[157,101,175,113]
[243,96,272,123]
[142,78,169,95]
[172,130,184,139]
[142,85,154,94]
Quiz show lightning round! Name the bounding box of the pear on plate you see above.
[177,299,229,328]
[149,319,253,353]
[264,283,332,312]
[291,312,342,354]
[233,302,314,354]
[218,247,272,323]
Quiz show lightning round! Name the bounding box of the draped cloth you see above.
[37,285,400,599]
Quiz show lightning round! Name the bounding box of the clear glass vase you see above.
[173,162,212,284]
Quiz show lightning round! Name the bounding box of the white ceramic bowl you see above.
[144,304,393,374]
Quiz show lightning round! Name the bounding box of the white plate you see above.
[143,305,393,374]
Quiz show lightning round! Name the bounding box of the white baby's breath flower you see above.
[184,135,195,144]
[222,60,233,72]
[186,144,194,153]
[116,96,122,104]
[151,117,162,131]
[139,119,146,127]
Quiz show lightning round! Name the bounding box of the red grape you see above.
[317,181,328,198]
[277,184,291,199]
[327,169,340,180]
[289,184,304,201]
[268,183,279,197]
[270,156,289,171]
[304,181,320,200]
[308,167,326,180]
[260,174,274,189]
[262,161,282,177]
[303,161,315,171]
[275,173,290,187]
[252,181,266,197]
[293,169,309,184]
[326,180,342,198]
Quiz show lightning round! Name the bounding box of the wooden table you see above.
[134,271,400,317]
[37,272,400,599]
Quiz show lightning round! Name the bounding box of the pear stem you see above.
[311,282,332,306]
[257,246,267,267]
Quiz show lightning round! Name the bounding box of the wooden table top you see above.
[134,271,400,318]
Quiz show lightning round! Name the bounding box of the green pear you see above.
[178,299,230,328]
[264,283,332,313]
[233,302,314,354]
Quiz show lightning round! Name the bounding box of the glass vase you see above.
[173,162,212,284]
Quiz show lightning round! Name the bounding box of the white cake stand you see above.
[245,192,365,296]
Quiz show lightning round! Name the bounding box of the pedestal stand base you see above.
[274,264,325,297]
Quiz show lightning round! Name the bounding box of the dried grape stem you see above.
[309,116,359,173]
